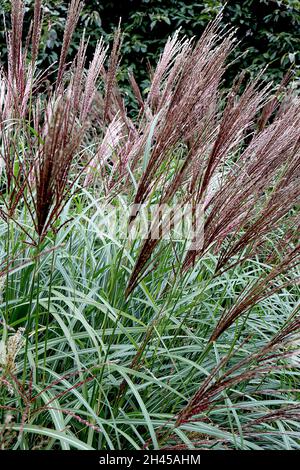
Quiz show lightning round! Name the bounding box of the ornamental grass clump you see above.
[0,0,299,451]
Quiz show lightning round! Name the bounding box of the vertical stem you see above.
[22,242,40,384]
[3,218,11,343]
[34,241,41,372]
[43,237,56,384]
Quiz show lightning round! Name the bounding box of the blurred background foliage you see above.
[1,0,299,93]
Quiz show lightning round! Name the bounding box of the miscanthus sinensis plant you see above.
[0,0,299,450]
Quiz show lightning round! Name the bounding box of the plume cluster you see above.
[1,0,299,323]
[0,1,299,449]
[0,0,106,242]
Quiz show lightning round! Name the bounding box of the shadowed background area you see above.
[1,0,300,90]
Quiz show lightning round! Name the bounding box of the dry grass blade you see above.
[210,244,300,342]
[176,317,300,426]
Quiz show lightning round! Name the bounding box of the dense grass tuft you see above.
[0,1,299,450]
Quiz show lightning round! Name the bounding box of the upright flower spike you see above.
[56,0,83,90]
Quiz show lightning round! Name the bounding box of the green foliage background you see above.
[1,0,300,87]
